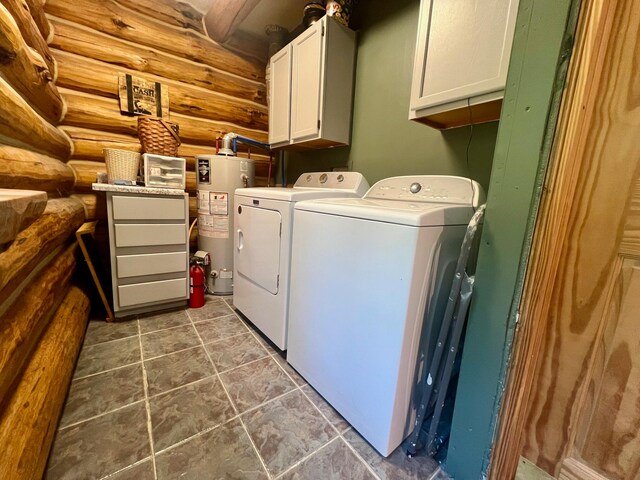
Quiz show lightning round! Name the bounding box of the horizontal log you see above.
[71,193,106,220]
[117,0,205,33]
[45,0,265,82]
[1,0,55,75]
[60,88,268,145]
[0,76,70,158]
[54,49,268,130]
[24,0,50,41]
[0,285,89,480]
[69,159,105,192]
[61,127,272,171]
[0,4,62,123]
[0,242,77,406]
[48,18,266,105]
[0,145,74,194]
[0,197,85,305]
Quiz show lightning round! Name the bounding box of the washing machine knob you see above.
[410,182,422,193]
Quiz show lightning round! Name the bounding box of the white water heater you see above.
[196,154,255,295]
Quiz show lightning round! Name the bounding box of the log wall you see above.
[0,0,270,477]
[45,0,272,221]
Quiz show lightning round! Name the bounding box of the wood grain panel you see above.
[53,49,268,130]
[203,0,260,43]
[559,457,611,480]
[620,179,640,256]
[48,17,266,104]
[493,0,640,478]
[45,0,265,81]
[577,260,640,478]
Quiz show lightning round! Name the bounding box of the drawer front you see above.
[118,278,187,308]
[114,224,186,247]
[116,252,187,279]
[112,196,185,221]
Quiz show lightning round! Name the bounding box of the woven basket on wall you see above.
[137,116,181,156]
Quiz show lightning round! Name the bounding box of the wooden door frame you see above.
[489,1,619,478]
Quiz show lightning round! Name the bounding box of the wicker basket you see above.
[138,116,181,156]
[104,148,141,183]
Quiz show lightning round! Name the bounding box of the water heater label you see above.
[220,270,233,279]
[209,192,228,215]
[211,215,229,238]
[198,158,210,184]
[197,191,209,213]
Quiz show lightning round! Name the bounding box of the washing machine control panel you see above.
[365,175,483,206]
[293,172,369,195]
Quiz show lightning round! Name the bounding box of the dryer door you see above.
[236,205,282,294]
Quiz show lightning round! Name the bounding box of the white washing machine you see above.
[287,175,484,456]
[233,172,369,350]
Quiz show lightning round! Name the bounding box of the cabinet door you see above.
[269,45,292,145]
[290,19,324,142]
[410,0,519,111]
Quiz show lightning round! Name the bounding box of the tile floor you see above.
[46,296,447,480]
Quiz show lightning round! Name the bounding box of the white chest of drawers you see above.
[105,190,189,317]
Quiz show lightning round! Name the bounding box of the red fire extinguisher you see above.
[189,262,205,308]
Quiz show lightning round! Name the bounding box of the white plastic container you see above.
[143,153,186,190]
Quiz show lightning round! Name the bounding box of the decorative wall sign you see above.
[118,73,170,118]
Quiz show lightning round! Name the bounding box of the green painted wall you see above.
[445,0,577,478]
[283,0,498,192]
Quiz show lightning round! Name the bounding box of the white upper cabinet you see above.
[269,16,356,149]
[269,45,292,145]
[409,0,519,129]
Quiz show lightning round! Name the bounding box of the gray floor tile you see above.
[344,429,440,480]
[46,403,150,480]
[205,332,269,372]
[60,363,144,428]
[150,377,235,452]
[242,389,337,477]
[187,297,232,323]
[140,324,200,359]
[301,384,351,433]
[280,438,377,480]
[107,459,155,480]
[273,353,307,386]
[155,418,268,480]
[193,313,249,343]
[145,346,215,397]
[74,336,140,378]
[220,356,295,413]
[139,309,190,334]
[83,319,139,346]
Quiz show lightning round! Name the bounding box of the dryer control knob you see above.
[410,182,422,193]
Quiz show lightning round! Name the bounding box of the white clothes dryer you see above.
[287,175,484,456]
[233,172,369,350]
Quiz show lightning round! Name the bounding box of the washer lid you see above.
[294,197,476,226]
[294,175,485,227]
